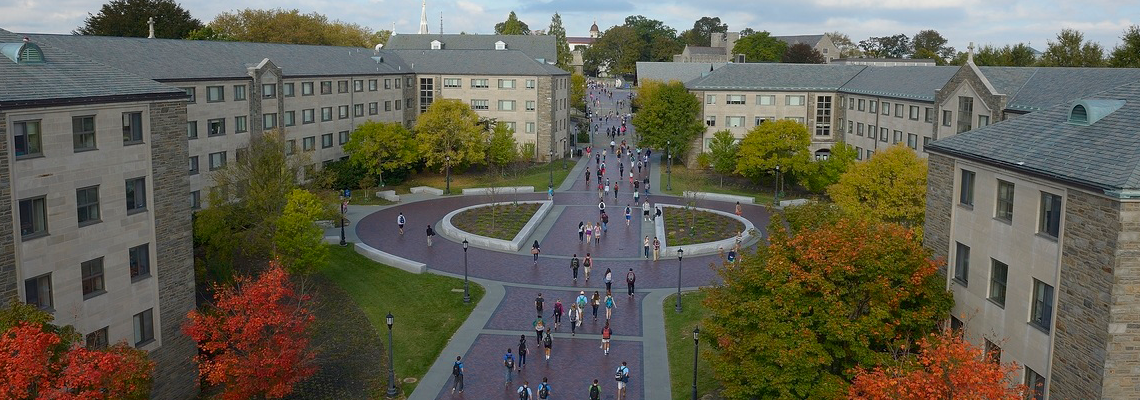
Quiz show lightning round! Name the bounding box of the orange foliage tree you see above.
[184,262,316,399]
[849,328,1027,399]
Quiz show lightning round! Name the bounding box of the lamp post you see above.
[339,189,348,247]
[666,140,672,191]
[691,326,700,400]
[675,248,684,313]
[561,138,567,170]
[549,149,555,189]
[385,313,397,397]
[462,239,470,303]
[445,155,451,195]
[773,165,781,207]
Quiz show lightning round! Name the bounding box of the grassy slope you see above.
[663,291,719,399]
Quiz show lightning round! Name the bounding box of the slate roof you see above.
[927,80,1140,193]
[385,34,557,63]
[21,33,411,81]
[388,49,568,76]
[772,35,825,46]
[635,62,726,85]
[839,66,958,101]
[977,67,1140,112]
[0,29,184,109]
[685,63,866,91]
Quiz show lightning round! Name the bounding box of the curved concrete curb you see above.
[354,242,427,274]
[461,186,535,195]
[657,204,757,256]
[683,190,754,204]
[439,201,552,252]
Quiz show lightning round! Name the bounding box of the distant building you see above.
[635,61,726,85]
[385,34,558,64]
[566,22,601,75]
[673,32,840,63]
[832,58,936,66]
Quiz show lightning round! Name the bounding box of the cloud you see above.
[521,0,636,14]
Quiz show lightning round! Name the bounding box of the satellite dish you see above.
[614,78,623,88]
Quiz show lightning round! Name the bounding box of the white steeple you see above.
[418,0,429,34]
[147,17,155,38]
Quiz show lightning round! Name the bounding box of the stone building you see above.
[924,80,1140,400]
[673,32,840,63]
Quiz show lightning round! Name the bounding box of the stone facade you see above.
[1103,200,1140,397]
[147,101,198,398]
[0,112,13,304]
[536,76,554,161]
[923,152,953,269]
[932,64,1006,141]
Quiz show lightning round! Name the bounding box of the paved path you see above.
[333,84,771,399]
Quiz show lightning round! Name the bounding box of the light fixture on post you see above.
[675,248,684,313]
[773,165,781,207]
[339,189,348,247]
[667,140,673,191]
[549,149,555,189]
[385,312,397,397]
[445,155,451,195]
[462,239,470,303]
[691,326,700,400]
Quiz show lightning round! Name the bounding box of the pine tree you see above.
[548,13,573,71]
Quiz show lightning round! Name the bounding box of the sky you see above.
[1,0,1138,53]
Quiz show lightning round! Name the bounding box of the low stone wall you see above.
[683,191,755,204]
[439,201,552,252]
[353,242,426,274]
[410,186,444,196]
[376,190,400,202]
[461,186,535,195]
[778,199,811,208]
[657,204,757,257]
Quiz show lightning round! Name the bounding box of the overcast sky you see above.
[2,0,1137,53]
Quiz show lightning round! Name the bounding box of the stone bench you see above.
[461,186,535,195]
[779,199,811,208]
[683,191,755,204]
[376,190,401,202]
[409,186,444,196]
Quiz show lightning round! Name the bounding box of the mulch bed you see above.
[451,203,541,240]
[664,208,745,246]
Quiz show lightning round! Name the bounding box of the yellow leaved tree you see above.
[826,145,927,236]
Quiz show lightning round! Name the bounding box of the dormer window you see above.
[1,40,46,64]
[1069,105,1088,124]
[495,40,507,50]
[430,40,442,50]
[1067,99,1125,126]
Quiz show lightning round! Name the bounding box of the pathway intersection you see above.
[340,85,772,399]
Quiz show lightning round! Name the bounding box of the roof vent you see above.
[1,39,45,64]
[495,40,506,50]
[430,40,442,50]
[374,43,383,53]
[1067,99,1125,126]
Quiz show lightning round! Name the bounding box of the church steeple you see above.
[418,0,429,34]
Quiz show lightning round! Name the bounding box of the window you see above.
[384,101,392,112]
[353,79,364,92]
[368,79,378,91]
[950,316,963,332]
[858,99,865,111]
[187,121,198,139]
[866,149,874,159]
[395,100,402,110]
[880,127,888,142]
[526,79,536,89]
[207,86,224,102]
[786,117,805,124]
[233,84,247,101]
[498,79,516,89]
[726,95,745,105]
[320,81,333,94]
[525,122,535,133]
[954,242,969,285]
[726,116,745,127]
[471,79,489,88]
[85,327,108,350]
[1025,367,1045,400]
[122,112,143,143]
[302,82,314,96]
[978,115,990,127]
[129,243,150,279]
[337,80,349,93]
[755,116,774,126]
[855,146,862,160]
[848,97,855,109]
[77,186,101,225]
[868,100,877,113]
[706,94,716,104]
[857,122,864,136]
[705,116,716,127]
[81,257,105,297]
[126,177,146,213]
[322,133,333,148]
[354,104,364,117]
[995,180,1014,221]
[815,96,832,136]
[1030,279,1054,332]
[339,130,349,145]
[895,104,904,118]
[384,79,392,89]
[182,87,196,103]
[262,83,276,99]
[1040,192,1062,237]
[24,274,52,310]
[882,102,891,115]
[942,110,952,127]
[133,309,154,346]
[471,99,489,110]
[847,121,853,134]
[303,136,315,151]
[444,78,461,88]
[233,116,247,133]
[893,130,902,143]
[989,259,1007,307]
[757,95,775,105]
[338,105,349,119]
[302,109,315,124]
[786,95,805,106]
[501,122,516,131]
[283,82,295,97]
[909,105,920,120]
[209,151,226,170]
[19,197,47,238]
[263,113,277,129]
[321,107,333,121]
[499,100,516,111]
[190,190,200,209]
[286,140,296,155]
[984,339,1001,363]
[207,118,225,136]
[369,102,378,115]
[72,115,96,151]
[284,111,295,126]
[907,133,918,149]
[924,137,931,149]
[526,101,536,111]
[960,170,975,206]
[957,97,973,133]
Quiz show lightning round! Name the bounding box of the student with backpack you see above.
[503,349,515,384]
[604,292,616,320]
[517,335,528,371]
[583,254,593,282]
[626,268,636,298]
[604,268,613,292]
[451,355,464,393]
[570,254,580,282]
[591,291,601,321]
[616,361,631,400]
[601,322,612,355]
[517,381,533,400]
[568,303,581,336]
[552,300,564,330]
[542,328,553,360]
[589,379,602,400]
[537,377,552,399]
[533,315,546,345]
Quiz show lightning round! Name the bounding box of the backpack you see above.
[538,383,550,398]
[543,334,552,347]
[590,385,601,400]
[505,356,514,369]
[616,366,629,382]
[452,362,462,376]
[518,386,530,400]
[627,271,635,283]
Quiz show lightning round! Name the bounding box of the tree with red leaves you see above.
[184,262,316,399]
[849,328,1027,399]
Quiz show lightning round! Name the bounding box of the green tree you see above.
[624,15,682,62]
[1042,28,1105,67]
[494,11,531,35]
[827,145,927,232]
[734,120,811,184]
[186,25,236,41]
[860,34,912,58]
[827,31,862,58]
[1003,43,1039,66]
[679,16,728,47]
[631,80,705,160]
[706,130,739,186]
[703,217,952,399]
[570,73,587,112]
[273,189,329,276]
[1109,25,1140,67]
[912,29,955,61]
[959,43,1037,67]
[415,99,487,172]
[76,0,202,38]
[800,142,857,192]
[782,42,825,64]
[486,123,519,175]
[208,9,383,47]
[344,121,417,186]
[583,25,644,76]
[548,13,573,70]
[731,31,787,62]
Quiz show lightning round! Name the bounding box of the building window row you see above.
[952,241,1054,332]
[958,170,1063,238]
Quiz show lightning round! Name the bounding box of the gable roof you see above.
[976,66,1140,112]
[388,49,568,76]
[927,80,1140,194]
[636,62,727,85]
[22,33,411,81]
[772,35,825,46]
[0,29,184,109]
[839,66,958,101]
[686,63,866,91]
[385,34,557,63]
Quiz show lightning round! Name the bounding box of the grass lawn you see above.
[661,168,776,204]
[451,203,541,240]
[314,188,396,206]
[320,245,485,397]
[384,162,573,194]
[664,291,719,399]
[664,208,745,246]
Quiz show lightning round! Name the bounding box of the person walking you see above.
[643,236,651,259]
[593,223,602,245]
[598,200,606,215]
[604,291,616,320]
[451,355,464,393]
[589,379,602,400]
[397,212,406,235]
[542,328,553,360]
[517,381,533,399]
[531,240,541,266]
[735,201,743,217]
[503,349,515,385]
[604,268,613,293]
[568,303,581,336]
[591,291,601,321]
[585,166,590,184]
[616,362,631,400]
[603,182,610,200]
[535,293,545,315]
[653,237,661,261]
[570,254,580,282]
[576,291,588,312]
[578,221,585,242]
[537,377,552,399]
[601,212,609,234]
[552,300,564,330]
[585,222,593,245]
[517,334,528,371]
[642,201,650,221]
[613,182,619,200]
[533,315,546,345]
[625,204,632,226]
[601,321,612,355]
[583,254,592,281]
[425,224,435,247]
[626,268,636,298]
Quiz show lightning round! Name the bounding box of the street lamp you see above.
[675,248,684,313]
[445,155,451,195]
[386,312,397,397]
[339,189,348,247]
[773,165,781,207]
[549,149,555,189]
[691,326,700,400]
[561,138,567,170]
[666,140,672,191]
[462,239,470,303]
